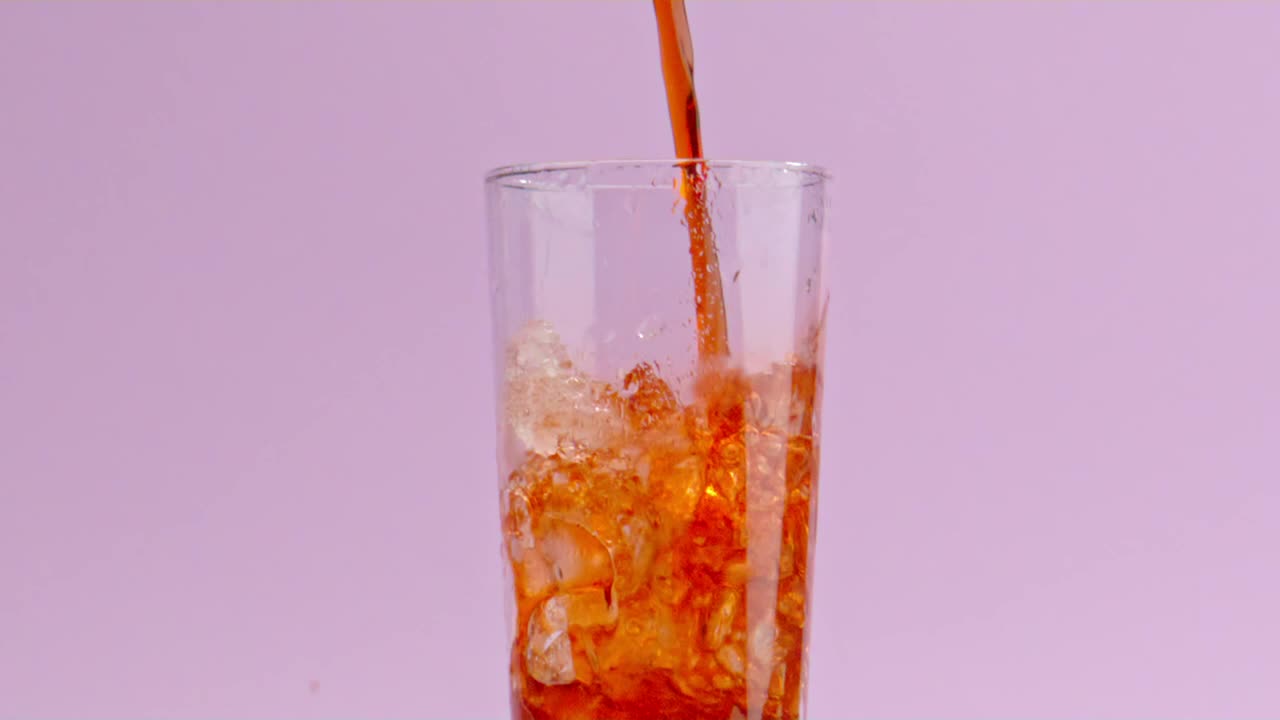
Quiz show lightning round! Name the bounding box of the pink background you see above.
[3,2,1280,718]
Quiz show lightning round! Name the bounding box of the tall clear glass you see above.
[486,160,829,720]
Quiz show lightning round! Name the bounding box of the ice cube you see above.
[526,595,575,686]
[704,589,739,649]
[622,362,679,431]
[525,590,616,688]
[537,519,614,591]
[506,321,624,458]
[716,644,745,677]
[558,587,616,628]
[506,488,556,599]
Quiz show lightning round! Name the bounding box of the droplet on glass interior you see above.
[636,316,666,340]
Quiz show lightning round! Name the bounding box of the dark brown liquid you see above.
[652,0,729,362]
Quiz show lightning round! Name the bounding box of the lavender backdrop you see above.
[3,2,1280,718]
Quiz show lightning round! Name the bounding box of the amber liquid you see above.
[506,353,816,720]
[503,5,816,720]
[652,0,729,362]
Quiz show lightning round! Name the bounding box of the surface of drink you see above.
[502,322,818,720]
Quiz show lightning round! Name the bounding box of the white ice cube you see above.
[505,321,624,458]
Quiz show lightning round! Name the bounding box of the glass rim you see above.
[485,159,831,188]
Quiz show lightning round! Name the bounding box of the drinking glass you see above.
[486,160,829,720]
